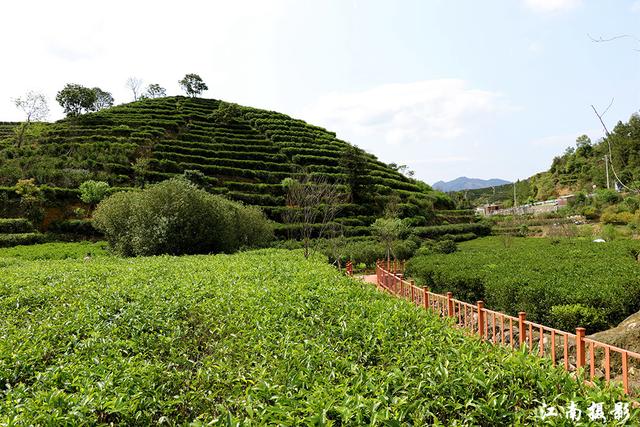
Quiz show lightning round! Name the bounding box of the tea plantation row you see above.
[0,247,633,424]
[407,237,640,332]
[0,97,462,240]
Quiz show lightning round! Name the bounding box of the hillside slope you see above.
[0,97,453,236]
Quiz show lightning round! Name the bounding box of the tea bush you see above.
[0,248,634,424]
[407,236,640,332]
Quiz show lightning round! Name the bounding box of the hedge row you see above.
[413,222,492,239]
[0,232,46,248]
[164,139,280,154]
[154,151,293,173]
[0,218,34,234]
[154,144,286,163]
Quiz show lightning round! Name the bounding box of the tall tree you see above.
[126,77,143,101]
[142,83,167,99]
[179,73,208,97]
[55,84,97,116]
[340,145,370,204]
[92,88,114,111]
[12,91,49,147]
[282,173,346,258]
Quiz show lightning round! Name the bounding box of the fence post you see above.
[423,287,429,310]
[447,292,454,318]
[518,312,526,348]
[477,301,485,339]
[410,280,415,304]
[576,327,586,373]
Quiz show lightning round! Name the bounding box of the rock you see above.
[589,311,640,354]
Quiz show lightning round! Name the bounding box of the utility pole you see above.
[604,154,610,189]
[513,182,517,213]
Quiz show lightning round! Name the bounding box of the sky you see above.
[1,0,639,184]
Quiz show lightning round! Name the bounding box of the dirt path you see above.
[360,274,377,284]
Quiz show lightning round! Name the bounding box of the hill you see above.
[0,246,630,424]
[458,113,640,208]
[0,96,454,238]
[433,176,510,192]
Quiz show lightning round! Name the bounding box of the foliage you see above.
[0,232,46,248]
[550,304,608,332]
[407,236,640,332]
[178,73,208,97]
[0,241,108,260]
[141,83,167,99]
[0,249,634,424]
[12,91,49,147]
[55,84,113,116]
[93,178,273,256]
[0,218,34,234]
[79,180,111,206]
[371,217,407,261]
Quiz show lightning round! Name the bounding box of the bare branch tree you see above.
[126,77,143,101]
[591,101,638,193]
[283,173,347,258]
[588,33,640,52]
[12,91,49,147]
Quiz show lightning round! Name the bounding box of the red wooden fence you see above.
[374,260,640,396]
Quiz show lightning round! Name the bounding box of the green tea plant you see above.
[407,236,640,332]
[0,248,635,424]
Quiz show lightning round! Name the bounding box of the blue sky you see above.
[1,0,639,184]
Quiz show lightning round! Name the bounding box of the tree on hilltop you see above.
[125,77,143,101]
[92,88,114,110]
[56,84,114,116]
[141,83,167,99]
[12,91,49,147]
[179,73,208,97]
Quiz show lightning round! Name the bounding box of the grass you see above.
[0,245,635,424]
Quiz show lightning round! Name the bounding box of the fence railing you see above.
[374,260,640,396]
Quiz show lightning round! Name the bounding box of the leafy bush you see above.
[550,304,608,332]
[435,239,457,254]
[93,178,273,256]
[48,219,98,236]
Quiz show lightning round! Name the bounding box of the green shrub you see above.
[0,218,34,234]
[435,239,457,254]
[79,180,110,206]
[549,304,608,333]
[0,232,47,248]
[49,219,98,236]
[93,178,273,256]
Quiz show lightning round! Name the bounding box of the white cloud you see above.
[524,0,582,13]
[301,79,514,183]
[304,79,511,145]
[529,129,600,147]
[0,0,288,121]
[632,0,640,13]
[528,41,545,54]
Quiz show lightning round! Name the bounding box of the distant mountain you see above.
[433,177,511,192]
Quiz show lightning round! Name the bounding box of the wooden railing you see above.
[374,260,640,395]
